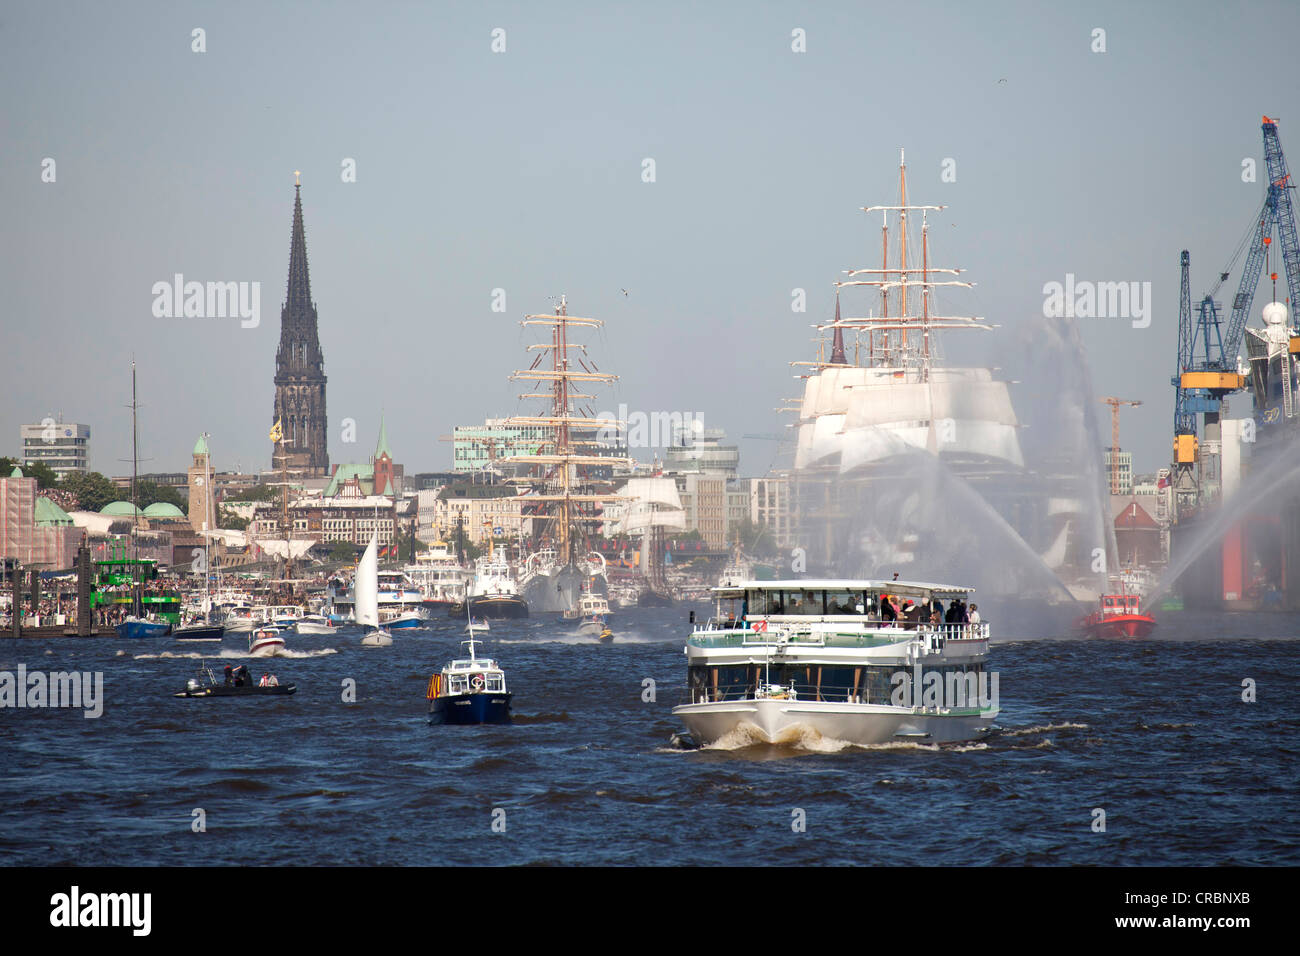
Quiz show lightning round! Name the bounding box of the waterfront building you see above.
[20,419,90,477]
[272,180,329,477]
[435,483,524,544]
[0,467,83,569]
[324,418,404,498]
[749,474,795,548]
[663,426,740,478]
[453,418,626,479]
[1104,449,1134,496]
[674,473,728,549]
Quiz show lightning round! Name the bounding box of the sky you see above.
[4,0,1300,479]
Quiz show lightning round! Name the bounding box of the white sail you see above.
[249,537,316,559]
[355,532,380,629]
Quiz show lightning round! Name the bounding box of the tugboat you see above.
[426,628,512,725]
[175,661,296,698]
[1078,587,1156,639]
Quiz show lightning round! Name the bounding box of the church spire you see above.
[285,178,312,310]
[830,290,847,365]
[273,175,329,478]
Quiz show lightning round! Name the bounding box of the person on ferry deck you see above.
[902,600,923,628]
[968,604,980,625]
[880,595,897,624]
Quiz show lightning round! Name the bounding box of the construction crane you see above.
[1100,397,1142,495]
[1172,116,1300,512]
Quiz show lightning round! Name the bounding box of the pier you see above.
[5,545,105,638]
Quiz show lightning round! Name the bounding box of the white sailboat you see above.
[357,532,393,647]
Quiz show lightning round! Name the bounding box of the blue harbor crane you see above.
[1171,116,1300,512]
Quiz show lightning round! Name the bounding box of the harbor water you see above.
[1,607,1297,866]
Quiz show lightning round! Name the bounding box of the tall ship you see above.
[672,579,998,746]
[503,296,631,614]
[613,475,686,604]
[788,151,1109,626]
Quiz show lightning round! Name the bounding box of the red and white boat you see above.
[1078,590,1156,639]
[249,625,287,657]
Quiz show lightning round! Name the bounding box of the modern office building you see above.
[20,420,90,478]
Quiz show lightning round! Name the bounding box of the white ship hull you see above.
[249,633,286,658]
[673,698,997,747]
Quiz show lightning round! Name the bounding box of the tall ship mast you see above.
[791,151,1103,616]
[504,295,631,613]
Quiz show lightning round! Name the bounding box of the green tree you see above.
[58,471,120,512]
[228,484,279,503]
[218,507,248,531]
[329,540,357,563]
[136,480,188,513]
[17,461,59,488]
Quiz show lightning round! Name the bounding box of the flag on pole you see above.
[269,418,283,443]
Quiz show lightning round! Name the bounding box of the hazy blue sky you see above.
[4,0,1299,478]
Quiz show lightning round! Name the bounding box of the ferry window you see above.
[747,590,768,615]
[826,589,859,614]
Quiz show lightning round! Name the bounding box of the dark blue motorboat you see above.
[426,634,512,725]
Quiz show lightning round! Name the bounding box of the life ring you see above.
[471,674,485,691]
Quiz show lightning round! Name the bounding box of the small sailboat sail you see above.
[357,532,393,647]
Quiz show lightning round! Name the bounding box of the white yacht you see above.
[672,579,999,747]
[249,625,287,658]
[294,614,337,635]
[221,604,260,634]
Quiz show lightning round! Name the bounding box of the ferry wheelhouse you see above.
[672,580,999,747]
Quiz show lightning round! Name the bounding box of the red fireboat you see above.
[1078,590,1156,639]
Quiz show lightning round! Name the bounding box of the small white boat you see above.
[465,617,490,633]
[381,607,429,629]
[356,532,393,647]
[294,614,336,636]
[249,625,286,658]
[221,604,259,634]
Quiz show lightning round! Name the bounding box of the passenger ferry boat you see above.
[426,636,512,725]
[404,541,469,611]
[672,579,999,747]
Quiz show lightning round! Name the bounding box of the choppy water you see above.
[1,608,1297,865]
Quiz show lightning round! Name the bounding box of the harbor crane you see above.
[1172,116,1300,512]
[1100,397,1142,495]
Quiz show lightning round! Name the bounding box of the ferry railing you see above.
[683,682,896,706]
[689,619,988,647]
